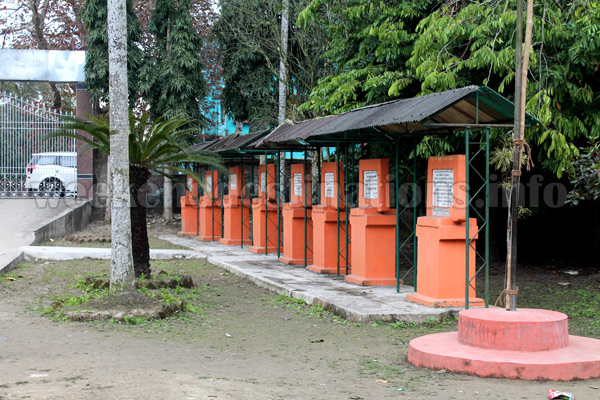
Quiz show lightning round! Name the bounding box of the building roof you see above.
[255,86,538,147]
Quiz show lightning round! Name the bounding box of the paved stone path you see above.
[0,198,82,273]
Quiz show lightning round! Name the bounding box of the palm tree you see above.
[55,111,226,277]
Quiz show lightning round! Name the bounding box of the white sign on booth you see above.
[324,172,335,198]
[432,169,453,216]
[293,173,302,197]
[230,173,237,190]
[363,170,378,199]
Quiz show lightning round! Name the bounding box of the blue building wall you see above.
[203,97,250,136]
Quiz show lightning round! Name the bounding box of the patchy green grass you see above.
[30,260,218,325]
[488,263,600,339]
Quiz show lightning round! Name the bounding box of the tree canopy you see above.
[139,0,208,129]
[297,0,440,115]
[213,0,330,130]
[408,0,600,175]
[82,0,143,106]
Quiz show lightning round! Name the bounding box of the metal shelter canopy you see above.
[203,129,272,156]
[256,86,538,146]
[189,139,221,152]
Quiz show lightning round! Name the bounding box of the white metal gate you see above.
[0,92,77,197]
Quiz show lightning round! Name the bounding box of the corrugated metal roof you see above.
[311,86,479,136]
[255,86,538,147]
[254,115,340,146]
[189,139,222,152]
[206,129,271,154]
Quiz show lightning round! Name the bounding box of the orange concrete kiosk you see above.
[345,159,397,286]
[279,163,312,265]
[219,166,251,246]
[178,176,200,236]
[307,162,351,274]
[197,170,222,242]
[408,159,600,380]
[248,164,280,254]
[406,155,484,307]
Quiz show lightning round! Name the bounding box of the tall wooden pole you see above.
[506,0,534,310]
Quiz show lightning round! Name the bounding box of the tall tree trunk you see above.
[278,0,289,125]
[278,0,289,202]
[105,157,112,223]
[108,0,135,295]
[162,20,174,222]
[163,173,173,221]
[130,166,151,277]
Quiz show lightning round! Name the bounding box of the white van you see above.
[25,152,77,196]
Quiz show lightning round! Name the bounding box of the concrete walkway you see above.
[0,198,92,273]
[22,246,204,260]
[160,235,463,323]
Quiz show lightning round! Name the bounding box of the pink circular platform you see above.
[408,308,600,380]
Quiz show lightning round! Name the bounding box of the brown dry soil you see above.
[1,221,600,399]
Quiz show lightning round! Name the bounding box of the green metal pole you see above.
[195,164,199,237]
[413,137,418,290]
[265,151,268,255]
[465,127,470,309]
[241,156,245,249]
[304,149,308,267]
[251,155,255,245]
[395,139,401,292]
[344,143,350,275]
[336,143,341,276]
[212,166,215,241]
[317,147,321,204]
[220,172,224,239]
[276,151,281,258]
[485,127,490,307]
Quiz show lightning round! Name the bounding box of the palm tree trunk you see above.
[130,165,152,277]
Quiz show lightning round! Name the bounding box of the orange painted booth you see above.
[406,155,485,307]
[279,163,312,265]
[249,164,280,254]
[197,170,222,242]
[345,159,397,286]
[219,166,251,246]
[307,162,351,274]
[178,176,200,236]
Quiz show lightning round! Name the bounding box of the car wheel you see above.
[40,178,65,197]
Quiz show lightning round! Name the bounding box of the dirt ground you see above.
[1,220,600,399]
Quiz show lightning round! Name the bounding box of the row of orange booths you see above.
[178,86,538,308]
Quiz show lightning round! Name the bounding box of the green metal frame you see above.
[465,127,490,308]
[276,152,282,257]
[211,165,215,240]
[394,137,418,292]
[248,155,256,246]
[262,151,280,255]
[303,149,314,267]
[194,163,200,237]
[220,167,225,239]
